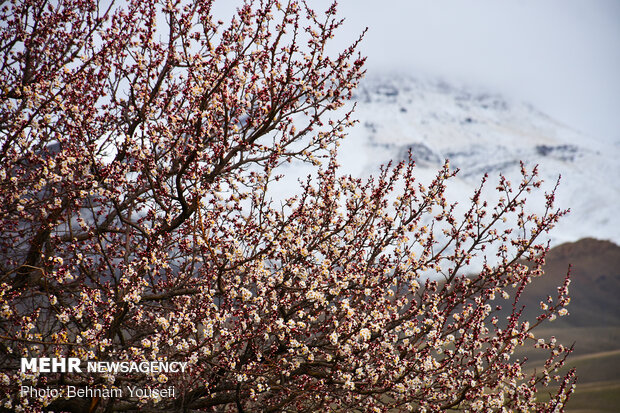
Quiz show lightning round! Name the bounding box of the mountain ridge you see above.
[337,74,619,246]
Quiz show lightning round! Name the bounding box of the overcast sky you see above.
[311,0,620,145]
[213,1,620,144]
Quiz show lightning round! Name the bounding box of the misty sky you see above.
[212,1,620,144]
[314,0,620,145]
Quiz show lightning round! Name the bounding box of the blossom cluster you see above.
[0,0,574,411]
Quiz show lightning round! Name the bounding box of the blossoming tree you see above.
[0,0,575,411]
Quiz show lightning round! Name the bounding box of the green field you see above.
[518,327,620,412]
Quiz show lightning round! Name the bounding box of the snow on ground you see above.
[271,74,620,248]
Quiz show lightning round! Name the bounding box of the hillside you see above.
[515,238,620,412]
[337,75,620,247]
[520,238,620,330]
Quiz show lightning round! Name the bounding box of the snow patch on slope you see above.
[335,74,619,246]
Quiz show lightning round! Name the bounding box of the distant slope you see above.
[519,238,620,330]
[336,75,620,246]
[273,75,619,246]
[514,239,620,412]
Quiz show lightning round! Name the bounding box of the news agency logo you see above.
[21,358,81,373]
[20,358,188,374]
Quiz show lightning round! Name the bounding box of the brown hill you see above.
[517,238,620,329]
[513,239,620,411]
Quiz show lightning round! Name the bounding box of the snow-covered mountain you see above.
[334,74,619,246]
